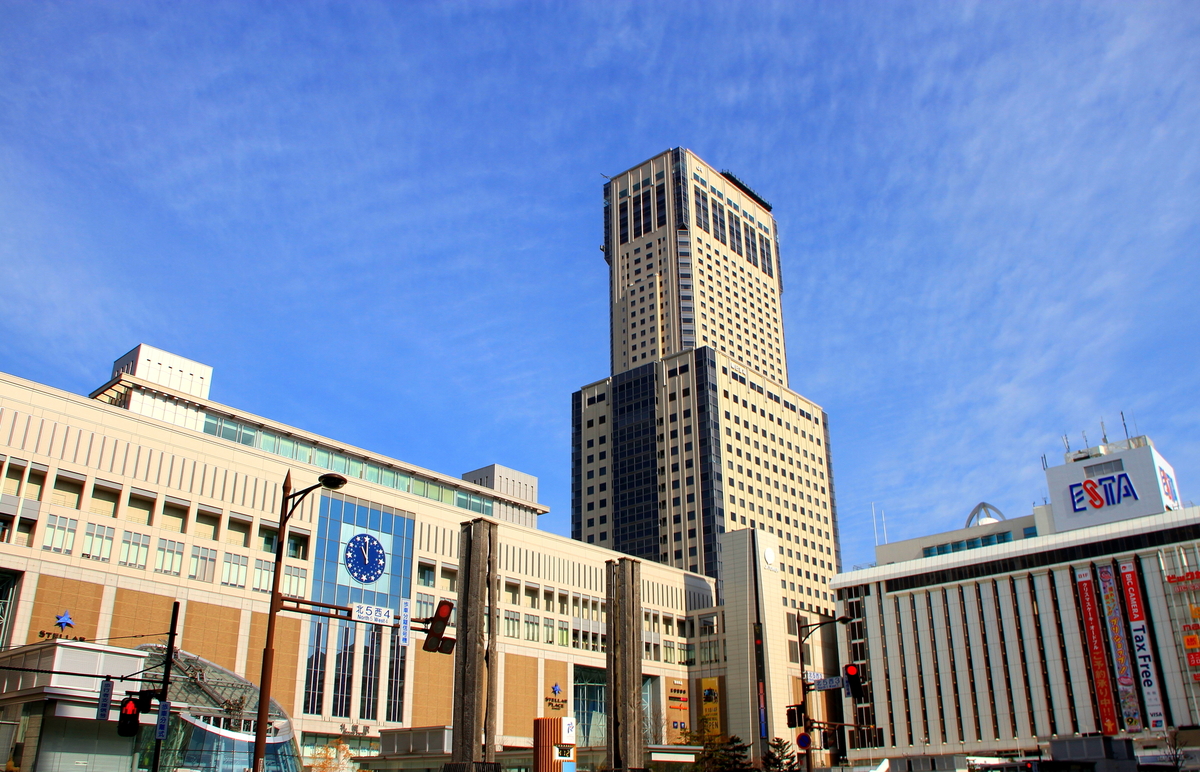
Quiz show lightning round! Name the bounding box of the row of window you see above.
[202,414,498,518]
[40,513,307,593]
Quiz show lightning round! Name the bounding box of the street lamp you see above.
[252,471,347,772]
[799,615,851,772]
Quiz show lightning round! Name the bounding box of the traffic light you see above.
[421,599,456,654]
[844,663,865,701]
[117,697,140,737]
[135,689,157,713]
[786,704,801,728]
[822,730,836,749]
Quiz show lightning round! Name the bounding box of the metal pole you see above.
[252,471,293,772]
[804,678,813,772]
[150,601,179,772]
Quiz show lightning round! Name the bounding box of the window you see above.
[82,523,115,562]
[418,564,436,587]
[120,531,151,569]
[50,477,83,509]
[282,566,307,598]
[125,495,154,526]
[194,512,219,540]
[155,539,184,575]
[225,519,250,546]
[189,545,217,582]
[416,593,435,619]
[161,503,187,533]
[558,620,569,646]
[42,515,78,554]
[89,487,120,518]
[664,641,676,663]
[525,614,540,641]
[504,610,521,638]
[253,558,275,592]
[221,553,249,588]
[544,617,555,644]
[287,534,308,560]
[259,526,278,554]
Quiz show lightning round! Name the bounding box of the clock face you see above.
[344,533,387,584]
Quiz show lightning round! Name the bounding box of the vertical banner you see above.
[1096,564,1144,732]
[1076,567,1120,735]
[700,677,722,736]
[1119,560,1167,730]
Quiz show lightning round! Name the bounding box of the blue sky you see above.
[1,1,1197,569]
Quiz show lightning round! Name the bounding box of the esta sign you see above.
[1069,474,1138,513]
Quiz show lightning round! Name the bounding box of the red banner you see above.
[1076,568,1120,735]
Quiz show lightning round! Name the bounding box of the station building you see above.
[832,435,1199,767]
[0,345,835,771]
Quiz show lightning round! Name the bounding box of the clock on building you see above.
[344,533,387,583]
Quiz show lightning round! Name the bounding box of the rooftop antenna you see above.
[871,502,879,547]
[1062,435,1071,452]
[1041,454,1048,470]
[1120,411,1130,441]
[881,509,889,544]
[1133,413,1140,437]
[1082,430,1089,449]
[1101,419,1109,445]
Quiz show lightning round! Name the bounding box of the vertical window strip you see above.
[331,622,356,718]
[877,584,895,747]
[633,194,644,239]
[958,586,982,743]
[1027,573,1058,736]
[1009,576,1038,736]
[745,223,758,266]
[303,619,328,715]
[619,201,629,244]
[990,580,1018,737]
[359,624,382,720]
[909,594,930,744]
[1050,568,1081,733]
[655,183,667,229]
[385,627,407,722]
[925,591,948,742]
[42,515,78,555]
[974,582,1000,740]
[641,190,653,236]
[120,531,150,569]
[894,596,913,745]
[941,588,965,742]
[155,539,183,576]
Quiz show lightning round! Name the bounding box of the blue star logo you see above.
[54,610,75,631]
[551,683,561,696]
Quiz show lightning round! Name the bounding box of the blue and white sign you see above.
[812,676,843,691]
[95,679,114,721]
[399,599,411,646]
[1047,443,1181,532]
[154,700,171,740]
[352,603,393,626]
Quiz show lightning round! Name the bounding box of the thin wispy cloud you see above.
[0,0,1196,561]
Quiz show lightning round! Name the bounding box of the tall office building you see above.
[574,148,841,619]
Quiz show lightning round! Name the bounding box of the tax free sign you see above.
[1047,444,1181,532]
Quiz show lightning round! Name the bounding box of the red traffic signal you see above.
[786,705,801,728]
[421,600,456,654]
[843,664,864,701]
[117,697,140,737]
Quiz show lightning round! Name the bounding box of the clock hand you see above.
[361,542,369,562]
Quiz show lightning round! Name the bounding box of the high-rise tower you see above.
[574,149,841,617]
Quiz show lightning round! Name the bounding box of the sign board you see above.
[797,732,812,749]
[1046,444,1179,532]
[352,603,394,627]
[95,679,114,721]
[561,716,577,745]
[812,676,843,691]
[155,700,171,740]
[399,600,411,646]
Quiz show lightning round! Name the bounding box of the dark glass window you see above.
[656,183,667,228]
[694,187,710,233]
[730,215,743,255]
[713,203,727,245]
[619,201,629,244]
[633,194,644,239]
[745,222,758,267]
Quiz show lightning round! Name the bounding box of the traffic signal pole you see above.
[149,601,179,772]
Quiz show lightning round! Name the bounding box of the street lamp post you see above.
[251,470,347,772]
[798,615,851,772]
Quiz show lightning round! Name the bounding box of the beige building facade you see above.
[0,346,838,770]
